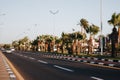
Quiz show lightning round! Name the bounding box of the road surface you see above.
[4,51,120,80]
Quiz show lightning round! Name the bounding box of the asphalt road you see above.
[4,51,120,80]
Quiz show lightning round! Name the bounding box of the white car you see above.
[5,49,12,53]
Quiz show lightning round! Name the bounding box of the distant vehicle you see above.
[10,48,15,51]
[0,48,6,53]
[5,49,12,53]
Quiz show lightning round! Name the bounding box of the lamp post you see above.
[49,10,59,36]
[49,10,59,52]
[100,0,103,55]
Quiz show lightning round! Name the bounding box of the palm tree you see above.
[55,38,62,53]
[88,24,100,54]
[108,13,118,27]
[61,32,70,53]
[80,18,89,53]
[108,13,119,57]
[12,40,19,50]
[80,18,100,54]
[80,18,89,34]
[89,24,100,36]
[117,13,120,43]
[18,36,30,51]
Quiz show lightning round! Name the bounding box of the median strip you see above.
[54,65,74,72]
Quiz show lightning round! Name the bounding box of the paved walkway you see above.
[0,51,17,80]
[0,51,11,80]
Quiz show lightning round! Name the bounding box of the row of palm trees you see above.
[10,12,120,57]
[11,19,100,55]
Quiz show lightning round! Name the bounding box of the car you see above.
[5,49,12,53]
[10,48,15,51]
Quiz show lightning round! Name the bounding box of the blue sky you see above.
[0,0,120,43]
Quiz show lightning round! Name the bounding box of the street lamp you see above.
[49,10,59,52]
[49,10,59,36]
[100,0,103,55]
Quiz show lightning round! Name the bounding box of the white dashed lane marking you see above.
[38,60,48,64]
[54,65,74,72]
[91,76,104,80]
[29,57,35,60]
[24,55,28,58]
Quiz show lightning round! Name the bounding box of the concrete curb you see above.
[43,54,120,69]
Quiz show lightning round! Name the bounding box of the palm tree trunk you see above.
[111,27,118,57]
[118,27,120,43]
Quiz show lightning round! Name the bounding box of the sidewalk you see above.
[0,51,16,80]
[0,51,11,80]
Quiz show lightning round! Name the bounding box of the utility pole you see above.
[100,0,103,55]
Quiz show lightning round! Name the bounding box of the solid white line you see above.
[91,76,104,80]
[38,60,48,64]
[54,65,74,72]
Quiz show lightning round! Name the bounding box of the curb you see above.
[1,52,24,80]
[43,54,120,69]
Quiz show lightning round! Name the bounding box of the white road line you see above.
[91,76,104,80]
[19,54,23,57]
[38,60,48,64]
[24,55,28,58]
[54,65,74,72]
[29,57,35,60]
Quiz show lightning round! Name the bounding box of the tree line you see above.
[1,12,120,57]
